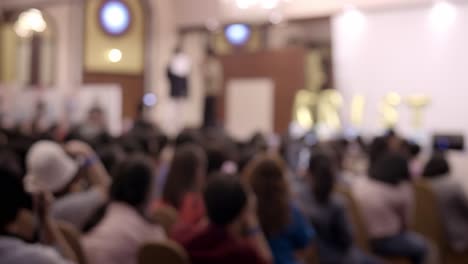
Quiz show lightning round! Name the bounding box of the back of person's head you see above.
[308,152,336,204]
[97,144,126,175]
[244,154,290,236]
[111,155,154,211]
[369,136,389,166]
[204,175,247,226]
[163,144,206,208]
[175,129,202,148]
[405,140,421,160]
[423,153,450,179]
[205,142,229,175]
[0,166,33,236]
[249,132,268,152]
[370,152,410,185]
[24,141,78,194]
[0,148,23,178]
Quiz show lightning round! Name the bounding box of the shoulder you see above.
[55,188,104,208]
[22,244,72,264]
[232,243,267,263]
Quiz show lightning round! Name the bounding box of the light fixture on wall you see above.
[108,48,122,63]
[143,93,157,107]
[234,0,285,10]
[14,9,47,38]
[225,24,251,45]
[429,0,457,31]
[99,0,131,36]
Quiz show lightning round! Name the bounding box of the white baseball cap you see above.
[24,141,78,193]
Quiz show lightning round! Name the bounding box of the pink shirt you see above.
[352,178,414,239]
[83,202,166,264]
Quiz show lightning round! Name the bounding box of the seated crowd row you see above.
[0,125,467,264]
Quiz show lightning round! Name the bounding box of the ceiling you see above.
[173,0,438,26]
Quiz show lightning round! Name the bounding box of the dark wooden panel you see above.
[83,72,144,119]
[219,47,306,134]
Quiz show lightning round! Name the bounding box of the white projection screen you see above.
[332,3,468,143]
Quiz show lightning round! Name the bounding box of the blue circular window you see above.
[225,24,251,45]
[99,0,131,36]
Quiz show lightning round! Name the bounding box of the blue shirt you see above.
[267,205,315,264]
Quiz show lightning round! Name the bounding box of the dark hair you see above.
[308,152,335,204]
[0,167,32,232]
[175,129,202,148]
[369,136,389,167]
[205,142,228,175]
[97,144,126,175]
[162,144,206,208]
[204,176,247,226]
[423,153,450,179]
[111,155,154,210]
[245,154,290,236]
[370,153,410,185]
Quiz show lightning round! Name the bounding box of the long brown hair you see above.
[244,154,291,237]
[162,144,206,208]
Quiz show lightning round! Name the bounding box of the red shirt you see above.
[152,192,205,227]
[176,224,269,264]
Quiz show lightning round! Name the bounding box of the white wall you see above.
[333,3,468,143]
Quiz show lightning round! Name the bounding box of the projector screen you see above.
[332,3,468,144]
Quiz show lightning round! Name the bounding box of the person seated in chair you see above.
[423,153,468,253]
[176,175,273,264]
[83,155,166,264]
[353,153,428,264]
[244,154,315,264]
[299,152,382,264]
[25,140,111,231]
[0,167,77,264]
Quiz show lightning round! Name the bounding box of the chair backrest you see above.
[151,205,179,234]
[138,240,190,264]
[304,244,320,264]
[336,186,371,252]
[412,181,446,249]
[57,221,87,264]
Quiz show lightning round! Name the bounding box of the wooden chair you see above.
[412,180,468,264]
[336,186,411,264]
[152,205,179,234]
[303,244,320,264]
[138,240,190,264]
[57,221,87,264]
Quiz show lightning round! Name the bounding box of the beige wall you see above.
[84,0,144,74]
[0,0,84,91]
[0,25,17,83]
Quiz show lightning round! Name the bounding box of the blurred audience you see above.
[354,153,428,264]
[177,175,273,264]
[244,154,314,264]
[0,103,466,264]
[83,155,165,264]
[423,153,468,252]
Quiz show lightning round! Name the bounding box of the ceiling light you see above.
[430,0,457,31]
[108,49,122,63]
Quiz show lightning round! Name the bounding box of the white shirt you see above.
[0,236,72,264]
[83,202,166,264]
